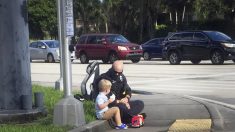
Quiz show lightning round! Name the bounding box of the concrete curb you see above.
[182,95,235,131]
[184,95,235,110]
[69,120,112,132]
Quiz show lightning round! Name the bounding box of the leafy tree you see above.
[74,0,104,33]
[194,0,225,20]
[28,0,57,39]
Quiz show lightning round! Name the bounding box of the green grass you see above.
[0,85,96,132]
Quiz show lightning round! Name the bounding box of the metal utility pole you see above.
[0,0,32,110]
[53,0,85,127]
[55,0,64,91]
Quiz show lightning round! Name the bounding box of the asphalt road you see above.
[31,59,235,106]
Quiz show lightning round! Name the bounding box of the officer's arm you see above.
[123,76,132,99]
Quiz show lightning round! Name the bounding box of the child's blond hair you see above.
[98,79,112,92]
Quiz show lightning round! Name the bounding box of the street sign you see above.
[65,0,74,36]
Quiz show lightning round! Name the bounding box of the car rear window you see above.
[148,39,159,45]
[78,36,86,44]
[87,36,97,44]
[181,33,193,40]
[45,41,59,48]
[194,33,208,41]
[30,42,38,48]
[169,33,181,40]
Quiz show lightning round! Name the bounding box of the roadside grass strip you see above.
[0,85,96,132]
[168,119,211,132]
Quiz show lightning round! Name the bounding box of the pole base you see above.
[0,108,47,123]
[55,78,63,91]
[53,96,85,127]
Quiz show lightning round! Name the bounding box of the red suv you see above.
[75,34,143,64]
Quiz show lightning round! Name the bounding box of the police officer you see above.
[95,60,145,123]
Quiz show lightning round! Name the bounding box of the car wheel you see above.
[109,52,118,64]
[168,51,181,65]
[131,58,141,63]
[210,51,224,65]
[47,54,55,63]
[80,53,89,64]
[102,58,109,64]
[191,59,201,64]
[143,52,151,60]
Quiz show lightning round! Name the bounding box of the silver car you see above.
[29,40,75,62]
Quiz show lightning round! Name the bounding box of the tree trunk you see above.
[105,22,108,33]
[139,0,144,43]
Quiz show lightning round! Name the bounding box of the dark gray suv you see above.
[162,31,235,65]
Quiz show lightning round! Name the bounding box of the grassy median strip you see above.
[168,119,211,132]
[0,85,96,132]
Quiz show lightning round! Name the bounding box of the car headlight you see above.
[118,46,128,51]
[139,45,143,50]
[221,43,235,48]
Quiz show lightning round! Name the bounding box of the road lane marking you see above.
[184,95,235,110]
[128,72,235,84]
[132,87,212,93]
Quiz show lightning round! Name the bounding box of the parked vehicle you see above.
[162,31,235,65]
[29,40,76,62]
[141,38,165,60]
[75,34,143,64]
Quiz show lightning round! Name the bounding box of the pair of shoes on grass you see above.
[116,123,128,130]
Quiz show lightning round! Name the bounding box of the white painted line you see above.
[130,84,235,90]
[133,87,212,93]
[184,95,235,110]
[128,72,235,85]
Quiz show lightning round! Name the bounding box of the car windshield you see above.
[204,31,232,41]
[45,41,59,48]
[106,35,129,44]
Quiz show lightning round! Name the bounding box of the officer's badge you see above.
[119,75,123,81]
[123,91,126,95]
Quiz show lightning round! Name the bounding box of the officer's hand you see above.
[125,102,130,109]
[120,97,128,103]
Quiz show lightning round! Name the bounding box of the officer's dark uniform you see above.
[94,68,144,123]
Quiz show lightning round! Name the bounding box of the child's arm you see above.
[98,98,114,110]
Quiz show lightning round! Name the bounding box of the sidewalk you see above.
[68,91,235,132]
[71,93,212,132]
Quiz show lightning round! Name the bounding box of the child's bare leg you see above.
[102,107,122,126]
[113,107,122,126]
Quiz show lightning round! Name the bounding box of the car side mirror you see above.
[41,45,46,49]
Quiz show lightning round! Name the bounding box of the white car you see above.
[29,40,75,62]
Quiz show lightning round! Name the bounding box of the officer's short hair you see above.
[98,79,112,92]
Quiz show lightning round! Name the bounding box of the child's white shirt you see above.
[95,92,109,119]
